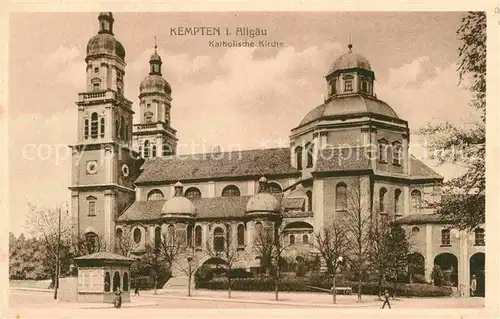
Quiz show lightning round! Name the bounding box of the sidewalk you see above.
[139,288,382,307]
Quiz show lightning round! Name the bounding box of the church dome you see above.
[161,182,195,217]
[86,34,126,60]
[299,95,399,126]
[327,44,370,75]
[140,75,172,95]
[246,177,280,213]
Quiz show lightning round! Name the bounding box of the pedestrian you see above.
[381,289,391,309]
[134,285,140,296]
[114,288,123,308]
[470,274,477,297]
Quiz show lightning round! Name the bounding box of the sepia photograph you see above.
[4,7,493,318]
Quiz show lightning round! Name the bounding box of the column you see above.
[246,222,254,253]
[148,225,155,246]
[202,223,210,250]
[231,224,237,250]
[313,179,324,230]
[370,129,377,170]
[104,190,114,252]
[208,181,215,198]
[458,230,470,297]
[111,65,117,91]
[361,127,370,147]
[425,225,433,282]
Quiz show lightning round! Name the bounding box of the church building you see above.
[69,12,485,296]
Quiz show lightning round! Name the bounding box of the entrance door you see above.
[470,253,485,297]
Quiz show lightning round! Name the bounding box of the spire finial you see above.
[154,36,158,53]
[348,33,353,52]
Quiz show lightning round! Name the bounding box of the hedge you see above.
[196,278,452,297]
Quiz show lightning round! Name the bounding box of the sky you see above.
[8,12,477,236]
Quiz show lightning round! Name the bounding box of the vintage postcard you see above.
[1,1,498,318]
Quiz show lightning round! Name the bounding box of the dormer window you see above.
[393,142,403,165]
[361,80,368,93]
[344,80,353,92]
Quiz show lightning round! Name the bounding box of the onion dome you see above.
[139,42,172,95]
[161,182,195,218]
[86,12,126,61]
[327,44,370,75]
[246,177,280,214]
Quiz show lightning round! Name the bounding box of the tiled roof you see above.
[409,156,443,180]
[118,196,254,222]
[314,147,372,173]
[134,148,299,184]
[281,197,305,210]
[394,213,451,225]
[74,252,134,262]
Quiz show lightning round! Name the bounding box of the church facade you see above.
[69,12,485,296]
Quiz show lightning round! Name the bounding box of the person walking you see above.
[470,274,477,297]
[134,285,140,296]
[381,289,391,309]
[114,288,123,308]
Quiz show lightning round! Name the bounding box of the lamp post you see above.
[53,201,68,300]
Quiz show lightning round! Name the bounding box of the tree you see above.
[367,216,393,300]
[115,228,138,257]
[418,11,485,230]
[339,177,373,302]
[385,224,410,298]
[204,223,243,298]
[253,223,289,301]
[25,203,72,299]
[141,241,170,295]
[313,222,349,304]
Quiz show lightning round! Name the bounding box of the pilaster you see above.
[458,230,470,297]
[313,179,324,231]
[208,181,215,198]
[104,190,115,252]
[425,224,433,282]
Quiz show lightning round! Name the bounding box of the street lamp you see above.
[54,201,68,300]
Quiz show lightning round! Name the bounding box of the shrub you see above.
[230,268,253,279]
[431,265,445,286]
[197,277,452,297]
[195,264,214,282]
[295,263,307,277]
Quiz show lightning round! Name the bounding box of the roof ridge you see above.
[145,147,290,161]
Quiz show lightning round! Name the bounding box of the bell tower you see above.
[132,38,178,158]
[69,12,139,252]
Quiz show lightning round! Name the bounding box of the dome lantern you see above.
[86,12,126,61]
[325,43,375,99]
[98,12,114,35]
[149,36,163,76]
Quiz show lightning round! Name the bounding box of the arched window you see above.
[155,227,162,248]
[144,140,151,158]
[411,190,422,213]
[104,272,111,292]
[84,232,99,253]
[185,187,202,199]
[152,145,157,158]
[378,139,388,163]
[163,144,172,156]
[379,188,387,213]
[302,234,309,244]
[306,190,313,211]
[295,146,303,170]
[147,189,164,201]
[187,225,193,248]
[393,142,403,165]
[195,225,202,247]
[394,189,402,215]
[335,183,347,211]
[474,228,485,246]
[133,228,141,244]
[254,222,263,239]
[84,119,89,139]
[222,185,240,197]
[90,112,98,139]
[87,195,97,216]
[412,226,420,234]
[237,224,245,246]
[100,118,105,138]
[306,143,314,168]
[267,183,282,194]
[167,224,175,243]
[289,234,295,245]
[123,272,129,291]
[214,227,224,252]
[112,271,120,291]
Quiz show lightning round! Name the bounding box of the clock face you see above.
[86,161,98,175]
[121,163,130,177]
